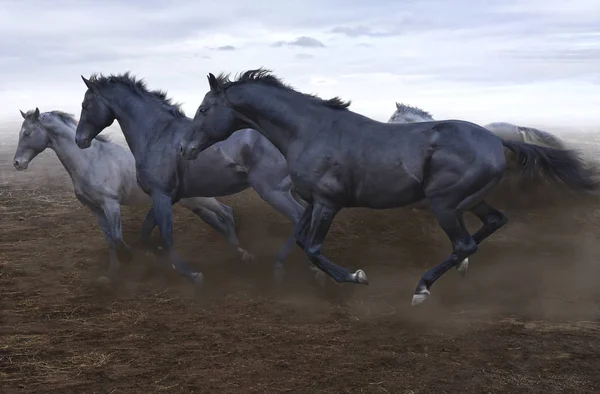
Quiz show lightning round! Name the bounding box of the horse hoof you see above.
[97,276,112,285]
[411,289,430,306]
[353,269,369,285]
[456,258,469,277]
[192,272,204,285]
[238,248,255,264]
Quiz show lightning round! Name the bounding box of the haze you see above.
[1,0,599,142]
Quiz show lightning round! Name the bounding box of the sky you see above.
[1,0,599,133]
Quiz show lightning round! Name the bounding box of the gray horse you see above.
[180,69,596,306]
[73,72,321,287]
[13,108,249,283]
[389,102,566,149]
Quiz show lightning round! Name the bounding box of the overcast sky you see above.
[1,0,599,131]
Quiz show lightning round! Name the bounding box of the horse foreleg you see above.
[91,209,120,284]
[151,191,203,285]
[295,201,368,285]
[102,200,131,261]
[140,208,159,248]
[250,183,323,285]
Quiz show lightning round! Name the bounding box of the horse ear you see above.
[19,110,27,119]
[207,73,218,91]
[33,107,40,120]
[81,75,95,91]
[396,102,401,109]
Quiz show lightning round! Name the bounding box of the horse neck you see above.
[46,122,93,181]
[407,113,432,122]
[227,84,320,157]
[105,88,176,156]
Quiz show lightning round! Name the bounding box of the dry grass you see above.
[2,130,600,393]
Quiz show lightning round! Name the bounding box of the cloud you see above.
[215,45,236,51]
[0,0,599,129]
[272,36,326,48]
[331,25,400,38]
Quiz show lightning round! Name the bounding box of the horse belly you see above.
[183,170,248,198]
[122,184,152,206]
[354,177,423,209]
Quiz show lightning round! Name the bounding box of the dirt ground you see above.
[2,133,600,393]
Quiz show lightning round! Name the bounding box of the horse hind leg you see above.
[452,200,508,277]
[178,197,254,263]
[413,172,504,306]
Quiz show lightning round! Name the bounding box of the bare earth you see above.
[2,131,600,393]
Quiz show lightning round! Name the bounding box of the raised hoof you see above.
[97,276,112,285]
[238,248,255,264]
[412,289,430,306]
[352,269,369,285]
[191,272,204,285]
[456,258,469,277]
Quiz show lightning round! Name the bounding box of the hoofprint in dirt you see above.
[2,140,600,393]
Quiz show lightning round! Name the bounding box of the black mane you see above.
[214,68,351,110]
[88,72,186,117]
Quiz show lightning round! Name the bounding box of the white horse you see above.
[13,108,251,283]
[389,102,566,149]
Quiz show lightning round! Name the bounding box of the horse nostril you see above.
[13,160,19,167]
[179,144,184,154]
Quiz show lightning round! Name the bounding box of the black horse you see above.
[181,68,597,305]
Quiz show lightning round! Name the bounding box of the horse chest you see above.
[135,159,178,193]
[289,158,346,200]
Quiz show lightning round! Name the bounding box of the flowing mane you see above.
[394,103,434,120]
[87,72,186,117]
[212,68,351,110]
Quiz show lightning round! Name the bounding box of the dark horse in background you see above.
[73,72,325,287]
[180,68,597,306]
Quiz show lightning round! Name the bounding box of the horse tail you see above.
[500,139,598,191]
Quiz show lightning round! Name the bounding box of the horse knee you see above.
[455,238,478,258]
[487,211,508,229]
[306,246,321,259]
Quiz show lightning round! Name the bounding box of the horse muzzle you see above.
[13,158,29,170]
[75,135,92,149]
